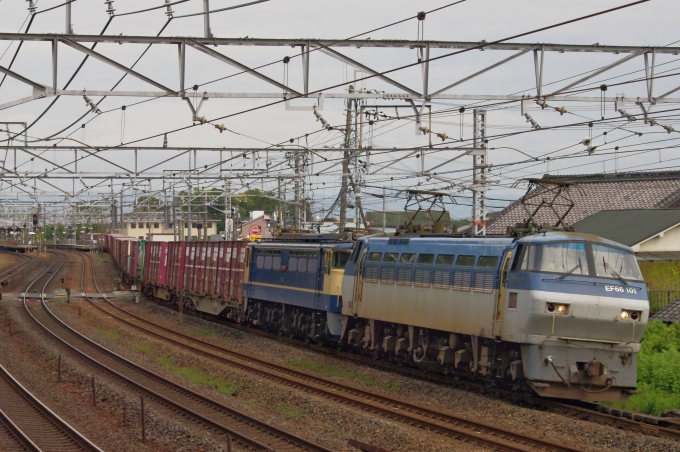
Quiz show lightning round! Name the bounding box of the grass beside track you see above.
[97,329,120,340]
[156,356,243,395]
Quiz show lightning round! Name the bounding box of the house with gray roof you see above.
[482,171,680,235]
[572,209,680,314]
[572,209,680,261]
[651,300,680,324]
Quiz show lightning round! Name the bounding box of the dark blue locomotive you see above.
[243,238,353,340]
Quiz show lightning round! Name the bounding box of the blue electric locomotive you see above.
[341,231,648,402]
[243,239,354,341]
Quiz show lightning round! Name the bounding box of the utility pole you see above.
[172,190,177,242]
[187,151,192,241]
[110,178,116,232]
[383,187,386,233]
[187,182,192,241]
[232,200,238,239]
[472,109,488,236]
[277,177,282,231]
[224,181,231,240]
[338,90,353,237]
[294,148,300,229]
[120,184,124,233]
[147,180,151,240]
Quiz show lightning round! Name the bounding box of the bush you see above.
[624,320,680,415]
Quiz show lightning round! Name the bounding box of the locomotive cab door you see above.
[352,248,368,316]
[493,250,512,337]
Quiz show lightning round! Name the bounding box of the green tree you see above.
[133,195,163,212]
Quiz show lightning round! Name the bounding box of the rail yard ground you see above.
[0,252,22,270]
[0,250,678,451]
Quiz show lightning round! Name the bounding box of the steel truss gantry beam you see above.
[1,145,477,178]
[2,34,678,54]
[1,33,679,112]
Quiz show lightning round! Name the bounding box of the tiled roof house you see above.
[651,299,680,324]
[483,171,680,235]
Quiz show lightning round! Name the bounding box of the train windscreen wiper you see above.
[557,257,582,280]
[603,258,629,286]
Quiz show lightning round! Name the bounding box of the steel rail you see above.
[6,251,102,452]
[152,290,680,444]
[79,252,583,452]
[0,252,35,285]
[25,250,330,452]
[0,402,40,452]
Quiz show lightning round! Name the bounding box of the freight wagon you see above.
[136,240,248,319]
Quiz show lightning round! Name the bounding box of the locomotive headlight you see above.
[547,303,569,314]
[620,310,630,320]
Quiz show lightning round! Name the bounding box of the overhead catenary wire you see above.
[113,0,651,150]
[1,0,676,219]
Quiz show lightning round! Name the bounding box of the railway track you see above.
[139,276,680,445]
[225,314,680,443]
[0,364,101,452]
[79,253,583,452]
[27,250,330,452]
[0,251,102,452]
[0,252,36,290]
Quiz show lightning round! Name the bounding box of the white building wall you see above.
[635,224,680,252]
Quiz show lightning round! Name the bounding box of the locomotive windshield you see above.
[592,244,643,281]
[515,242,589,275]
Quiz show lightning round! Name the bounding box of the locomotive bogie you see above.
[244,298,338,343]
[182,293,242,318]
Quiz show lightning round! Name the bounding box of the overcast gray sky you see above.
[1,0,679,221]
